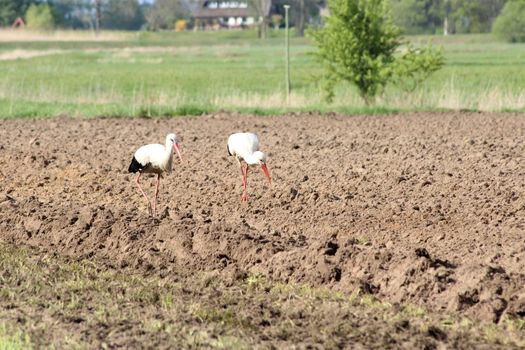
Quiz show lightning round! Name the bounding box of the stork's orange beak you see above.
[261,163,271,183]
[173,143,183,162]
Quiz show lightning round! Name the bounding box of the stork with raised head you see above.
[128,133,183,215]
[227,132,271,202]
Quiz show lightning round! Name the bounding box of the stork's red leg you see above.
[135,172,152,215]
[241,164,249,202]
[153,174,160,216]
[239,163,247,201]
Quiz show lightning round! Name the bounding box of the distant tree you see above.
[294,0,325,36]
[272,0,325,36]
[103,0,144,30]
[493,0,525,42]
[95,0,101,33]
[390,0,446,34]
[389,0,507,35]
[144,0,190,31]
[0,1,16,27]
[308,0,444,104]
[295,0,305,35]
[48,0,95,29]
[448,0,507,33]
[248,0,272,38]
[26,3,55,30]
[0,0,31,27]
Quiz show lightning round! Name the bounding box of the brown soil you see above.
[1,112,525,329]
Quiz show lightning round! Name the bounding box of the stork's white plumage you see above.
[128,133,183,215]
[227,132,271,202]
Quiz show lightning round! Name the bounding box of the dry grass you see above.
[214,91,321,109]
[216,86,525,111]
[476,88,525,111]
[1,78,522,113]
[378,81,525,111]
[0,46,211,61]
[0,29,134,42]
[2,84,523,114]
[0,49,66,61]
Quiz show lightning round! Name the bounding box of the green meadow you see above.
[0,29,524,118]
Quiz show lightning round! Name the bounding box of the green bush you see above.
[308,0,443,104]
[493,0,525,43]
[391,44,445,93]
[25,3,55,30]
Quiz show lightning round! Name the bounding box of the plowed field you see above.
[1,112,525,348]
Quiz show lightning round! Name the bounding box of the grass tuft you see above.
[0,324,32,350]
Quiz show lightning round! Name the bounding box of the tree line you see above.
[1,0,524,42]
[0,0,191,31]
[390,0,507,35]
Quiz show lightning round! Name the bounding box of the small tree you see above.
[493,0,525,43]
[25,3,55,30]
[308,0,444,104]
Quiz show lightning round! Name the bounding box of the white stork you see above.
[128,133,183,215]
[227,132,271,202]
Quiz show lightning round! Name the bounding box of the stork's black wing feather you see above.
[128,156,144,173]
